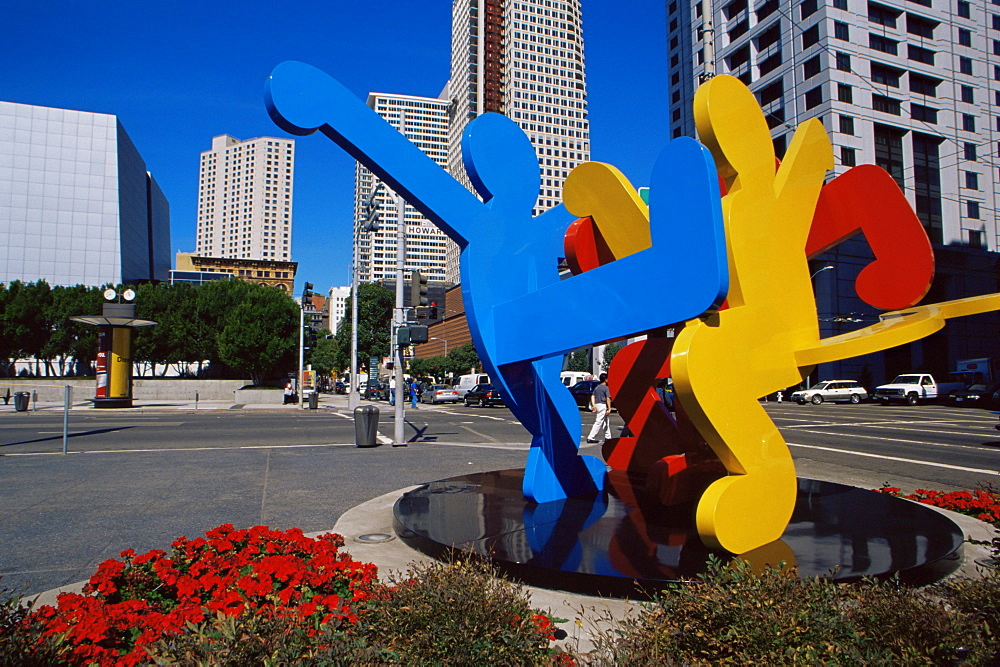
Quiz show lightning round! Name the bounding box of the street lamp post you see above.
[430,337,449,356]
[805,265,836,389]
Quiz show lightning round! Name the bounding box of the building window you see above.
[834,21,850,39]
[836,52,851,71]
[869,34,899,55]
[802,24,819,48]
[910,73,941,96]
[968,229,986,248]
[832,0,847,8]
[839,114,855,134]
[838,83,853,103]
[872,94,902,115]
[912,104,938,123]
[869,3,899,27]
[805,85,824,109]
[803,54,822,78]
[801,0,818,18]
[871,62,902,87]
[913,132,943,243]
[994,14,1000,29]
[966,200,981,218]
[841,146,857,166]
[958,0,971,18]
[960,85,975,103]
[964,142,977,160]
[907,14,937,38]
[908,45,936,65]
[965,171,980,189]
[959,28,973,46]
[963,113,976,131]
[960,56,974,75]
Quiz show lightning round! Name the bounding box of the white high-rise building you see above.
[195,134,295,260]
[668,0,998,250]
[327,285,351,334]
[444,0,591,281]
[353,93,451,284]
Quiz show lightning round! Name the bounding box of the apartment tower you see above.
[353,93,451,284]
[444,0,591,280]
[195,134,295,260]
[668,0,1000,383]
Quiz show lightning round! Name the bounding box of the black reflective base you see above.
[92,397,133,409]
[393,469,964,598]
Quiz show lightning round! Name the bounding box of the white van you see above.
[560,371,593,386]
[456,373,490,397]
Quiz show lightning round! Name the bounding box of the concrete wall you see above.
[234,388,286,405]
[0,379,249,402]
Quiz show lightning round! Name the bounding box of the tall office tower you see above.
[327,286,351,334]
[0,101,170,286]
[353,93,451,284]
[444,0,591,281]
[195,135,295,260]
[667,0,997,250]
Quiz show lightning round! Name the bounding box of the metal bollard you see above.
[354,405,380,447]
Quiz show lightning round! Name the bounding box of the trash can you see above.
[354,405,380,447]
[13,391,30,412]
[308,391,319,410]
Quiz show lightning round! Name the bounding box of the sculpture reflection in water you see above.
[266,64,999,560]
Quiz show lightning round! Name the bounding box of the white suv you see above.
[790,380,868,405]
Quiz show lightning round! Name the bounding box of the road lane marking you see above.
[784,419,995,429]
[791,428,999,452]
[787,442,1000,476]
[376,433,392,445]
[1,443,359,456]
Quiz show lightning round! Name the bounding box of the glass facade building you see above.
[0,101,170,286]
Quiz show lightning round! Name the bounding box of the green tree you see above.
[332,283,394,377]
[44,284,103,376]
[565,348,591,372]
[601,341,624,373]
[407,355,451,380]
[447,342,482,376]
[5,280,53,375]
[307,329,340,375]
[216,282,299,385]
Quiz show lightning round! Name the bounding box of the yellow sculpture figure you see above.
[673,75,1000,554]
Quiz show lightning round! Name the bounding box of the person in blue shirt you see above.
[410,379,420,408]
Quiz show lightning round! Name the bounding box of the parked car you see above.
[334,381,346,395]
[873,374,963,405]
[568,380,602,409]
[947,383,1000,408]
[420,384,460,404]
[464,383,505,407]
[790,380,868,405]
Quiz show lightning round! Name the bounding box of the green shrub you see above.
[359,558,567,665]
[0,579,62,664]
[589,556,990,665]
[943,567,1000,664]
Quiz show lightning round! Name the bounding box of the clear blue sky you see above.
[3,1,669,293]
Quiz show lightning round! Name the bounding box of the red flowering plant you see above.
[876,484,1000,525]
[27,525,380,666]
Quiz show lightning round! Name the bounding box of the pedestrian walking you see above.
[410,378,420,408]
[586,373,612,443]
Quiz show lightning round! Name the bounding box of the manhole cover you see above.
[357,533,395,544]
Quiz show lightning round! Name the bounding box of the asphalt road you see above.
[1,401,997,597]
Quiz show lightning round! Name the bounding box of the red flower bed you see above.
[877,486,1000,524]
[28,525,379,665]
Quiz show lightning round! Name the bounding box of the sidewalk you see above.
[0,391,374,414]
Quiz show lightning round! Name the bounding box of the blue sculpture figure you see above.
[266,61,728,503]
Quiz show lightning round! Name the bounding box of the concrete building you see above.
[0,101,170,286]
[353,93,452,285]
[195,134,295,261]
[668,0,1000,384]
[443,0,591,281]
[171,252,296,292]
[327,286,351,334]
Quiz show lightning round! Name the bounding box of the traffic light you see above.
[304,326,318,349]
[409,325,429,344]
[410,271,428,307]
[302,282,314,300]
[429,301,438,320]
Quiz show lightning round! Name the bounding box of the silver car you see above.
[790,380,868,405]
[420,384,460,404]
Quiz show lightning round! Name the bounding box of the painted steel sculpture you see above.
[267,64,1000,555]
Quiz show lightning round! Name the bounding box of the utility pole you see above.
[299,282,313,408]
[352,182,383,409]
[392,111,407,446]
[700,0,717,83]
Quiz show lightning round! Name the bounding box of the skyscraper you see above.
[195,134,295,261]
[668,0,997,250]
[667,0,1000,383]
[353,93,451,284]
[444,0,591,281]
